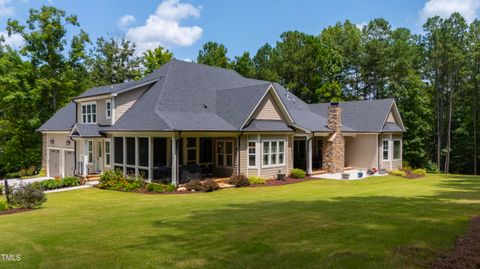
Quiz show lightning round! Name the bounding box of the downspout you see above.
[237,132,243,176]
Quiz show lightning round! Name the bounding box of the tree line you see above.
[0,5,478,175]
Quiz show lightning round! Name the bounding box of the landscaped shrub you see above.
[185,180,203,191]
[99,169,124,190]
[290,168,306,179]
[0,184,3,195]
[389,170,407,177]
[37,177,81,190]
[202,179,219,192]
[413,169,427,176]
[9,183,46,209]
[248,176,266,184]
[227,174,250,187]
[5,172,20,179]
[19,166,36,178]
[38,168,46,177]
[0,200,7,211]
[146,183,177,193]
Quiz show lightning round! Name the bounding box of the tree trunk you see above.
[474,93,477,175]
[444,90,453,174]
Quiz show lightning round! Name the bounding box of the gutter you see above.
[237,132,243,176]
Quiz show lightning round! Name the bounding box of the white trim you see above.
[247,140,257,168]
[389,134,393,170]
[104,139,112,167]
[111,78,159,96]
[261,139,286,168]
[240,84,295,130]
[382,139,390,161]
[80,101,97,124]
[257,134,260,177]
[87,140,93,164]
[111,97,116,123]
[392,139,402,161]
[105,99,112,119]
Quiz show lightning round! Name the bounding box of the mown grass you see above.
[1,174,479,268]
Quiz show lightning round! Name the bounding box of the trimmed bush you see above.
[0,200,7,211]
[227,174,250,187]
[389,170,407,177]
[9,183,46,209]
[99,169,124,190]
[185,180,203,191]
[248,176,266,184]
[413,168,427,176]
[0,184,3,195]
[145,183,176,193]
[290,168,306,179]
[202,179,219,192]
[37,177,81,190]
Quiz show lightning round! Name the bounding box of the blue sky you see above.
[0,0,479,60]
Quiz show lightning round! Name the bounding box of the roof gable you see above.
[37,102,76,132]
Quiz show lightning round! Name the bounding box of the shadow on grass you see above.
[122,179,480,269]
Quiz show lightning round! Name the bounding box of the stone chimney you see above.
[323,102,345,173]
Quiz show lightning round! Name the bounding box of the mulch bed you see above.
[429,216,480,269]
[250,177,311,187]
[0,208,33,216]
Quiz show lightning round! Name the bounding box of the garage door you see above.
[49,149,60,178]
[64,151,75,177]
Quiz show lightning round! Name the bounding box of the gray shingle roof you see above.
[243,119,293,132]
[37,102,76,131]
[71,124,103,137]
[309,99,398,132]
[382,122,404,132]
[39,59,404,134]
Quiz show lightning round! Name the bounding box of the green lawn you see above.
[1,174,480,269]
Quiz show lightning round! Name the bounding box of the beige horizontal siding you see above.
[114,85,148,122]
[252,93,284,121]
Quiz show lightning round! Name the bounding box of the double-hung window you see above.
[382,140,389,161]
[262,140,285,167]
[87,140,93,163]
[106,99,112,119]
[81,102,97,124]
[248,141,256,167]
[105,140,111,166]
[393,140,401,160]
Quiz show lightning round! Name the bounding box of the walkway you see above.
[1,176,53,186]
[44,181,98,193]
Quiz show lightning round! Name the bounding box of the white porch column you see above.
[82,155,88,177]
[171,136,178,185]
[307,137,313,175]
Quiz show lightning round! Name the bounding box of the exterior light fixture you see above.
[49,139,54,145]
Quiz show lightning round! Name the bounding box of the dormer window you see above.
[106,99,112,119]
[81,102,97,124]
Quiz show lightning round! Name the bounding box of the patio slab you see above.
[311,169,387,180]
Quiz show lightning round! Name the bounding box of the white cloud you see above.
[118,15,135,30]
[183,57,192,62]
[0,0,14,16]
[356,21,367,30]
[420,0,480,22]
[0,32,24,49]
[123,0,203,54]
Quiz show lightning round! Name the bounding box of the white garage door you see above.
[49,149,60,178]
[64,150,75,177]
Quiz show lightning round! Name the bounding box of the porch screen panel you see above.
[126,137,135,165]
[153,138,167,166]
[114,137,123,164]
[200,138,212,163]
[138,138,149,167]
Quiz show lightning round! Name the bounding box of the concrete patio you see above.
[311,169,387,180]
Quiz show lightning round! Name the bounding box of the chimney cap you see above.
[330,102,339,106]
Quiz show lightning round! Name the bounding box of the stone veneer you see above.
[322,104,345,173]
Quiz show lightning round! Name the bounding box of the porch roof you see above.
[242,119,293,132]
[70,124,103,137]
